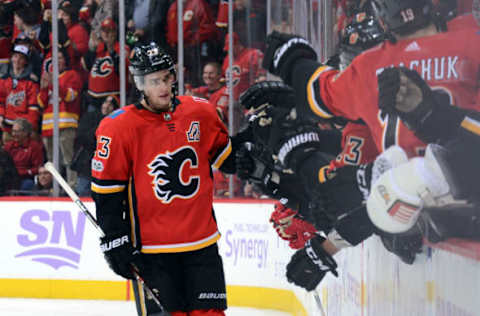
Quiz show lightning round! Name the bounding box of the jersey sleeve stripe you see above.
[318,165,330,184]
[91,182,127,194]
[461,116,480,136]
[307,66,335,119]
[212,139,232,169]
[141,231,221,253]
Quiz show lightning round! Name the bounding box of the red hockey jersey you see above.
[85,42,130,99]
[166,0,218,47]
[0,77,40,131]
[330,122,379,169]
[91,96,232,253]
[307,24,480,157]
[37,69,83,136]
[222,47,265,101]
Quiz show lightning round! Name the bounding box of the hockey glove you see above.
[100,233,139,280]
[380,231,423,265]
[377,67,465,143]
[263,31,317,84]
[270,201,317,249]
[286,235,338,291]
[239,81,296,110]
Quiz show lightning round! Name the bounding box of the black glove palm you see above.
[286,235,338,291]
[100,233,138,280]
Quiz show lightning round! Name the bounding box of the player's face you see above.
[144,69,175,111]
[202,64,221,87]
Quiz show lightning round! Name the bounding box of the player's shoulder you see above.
[96,104,137,134]
[447,14,479,32]
[178,95,220,120]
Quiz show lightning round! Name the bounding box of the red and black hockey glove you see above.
[100,233,139,280]
[286,235,338,291]
[262,31,317,84]
[270,201,317,249]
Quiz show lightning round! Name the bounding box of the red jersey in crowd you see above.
[306,23,480,157]
[4,138,44,180]
[166,0,218,47]
[222,47,264,101]
[37,69,82,137]
[91,96,232,253]
[192,85,223,100]
[0,76,40,132]
[84,41,130,99]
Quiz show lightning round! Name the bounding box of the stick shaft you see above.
[45,162,169,314]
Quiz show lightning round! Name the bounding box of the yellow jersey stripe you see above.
[461,117,480,136]
[212,139,232,169]
[307,66,334,119]
[141,231,221,253]
[91,182,126,194]
[43,112,79,120]
[318,165,330,184]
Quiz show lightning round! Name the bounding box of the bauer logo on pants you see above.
[15,209,87,270]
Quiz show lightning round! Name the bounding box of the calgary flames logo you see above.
[91,57,114,78]
[148,146,200,203]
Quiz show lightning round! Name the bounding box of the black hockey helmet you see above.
[129,42,177,96]
[371,0,434,35]
[339,13,386,70]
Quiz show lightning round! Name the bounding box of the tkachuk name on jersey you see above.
[277,132,320,165]
[198,292,227,300]
[376,55,459,81]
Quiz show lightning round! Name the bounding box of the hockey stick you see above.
[44,162,170,315]
[313,291,327,316]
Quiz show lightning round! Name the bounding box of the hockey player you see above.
[240,14,385,253]
[91,42,237,316]
[257,0,480,291]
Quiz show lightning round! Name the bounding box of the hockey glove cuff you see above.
[100,233,139,280]
[263,31,317,84]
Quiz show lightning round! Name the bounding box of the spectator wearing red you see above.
[216,0,267,50]
[166,0,219,86]
[0,2,13,65]
[191,61,224,99]
[3,118,44,191]
[82,18,130,110]
[0,43,40,137]
[58,0,89,80]
[38,47,82,187]
[222,32,265,101]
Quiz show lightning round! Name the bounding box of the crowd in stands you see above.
[0,0,473,198]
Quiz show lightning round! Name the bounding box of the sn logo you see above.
[15,210,86,270]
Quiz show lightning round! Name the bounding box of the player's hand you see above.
[270,201,317,249]
[235,143,256,180]
[286,235,338,291]
[239,81,296,110]
[377,67,438,129]
[100,233,139,280]
[262,31,317,83]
